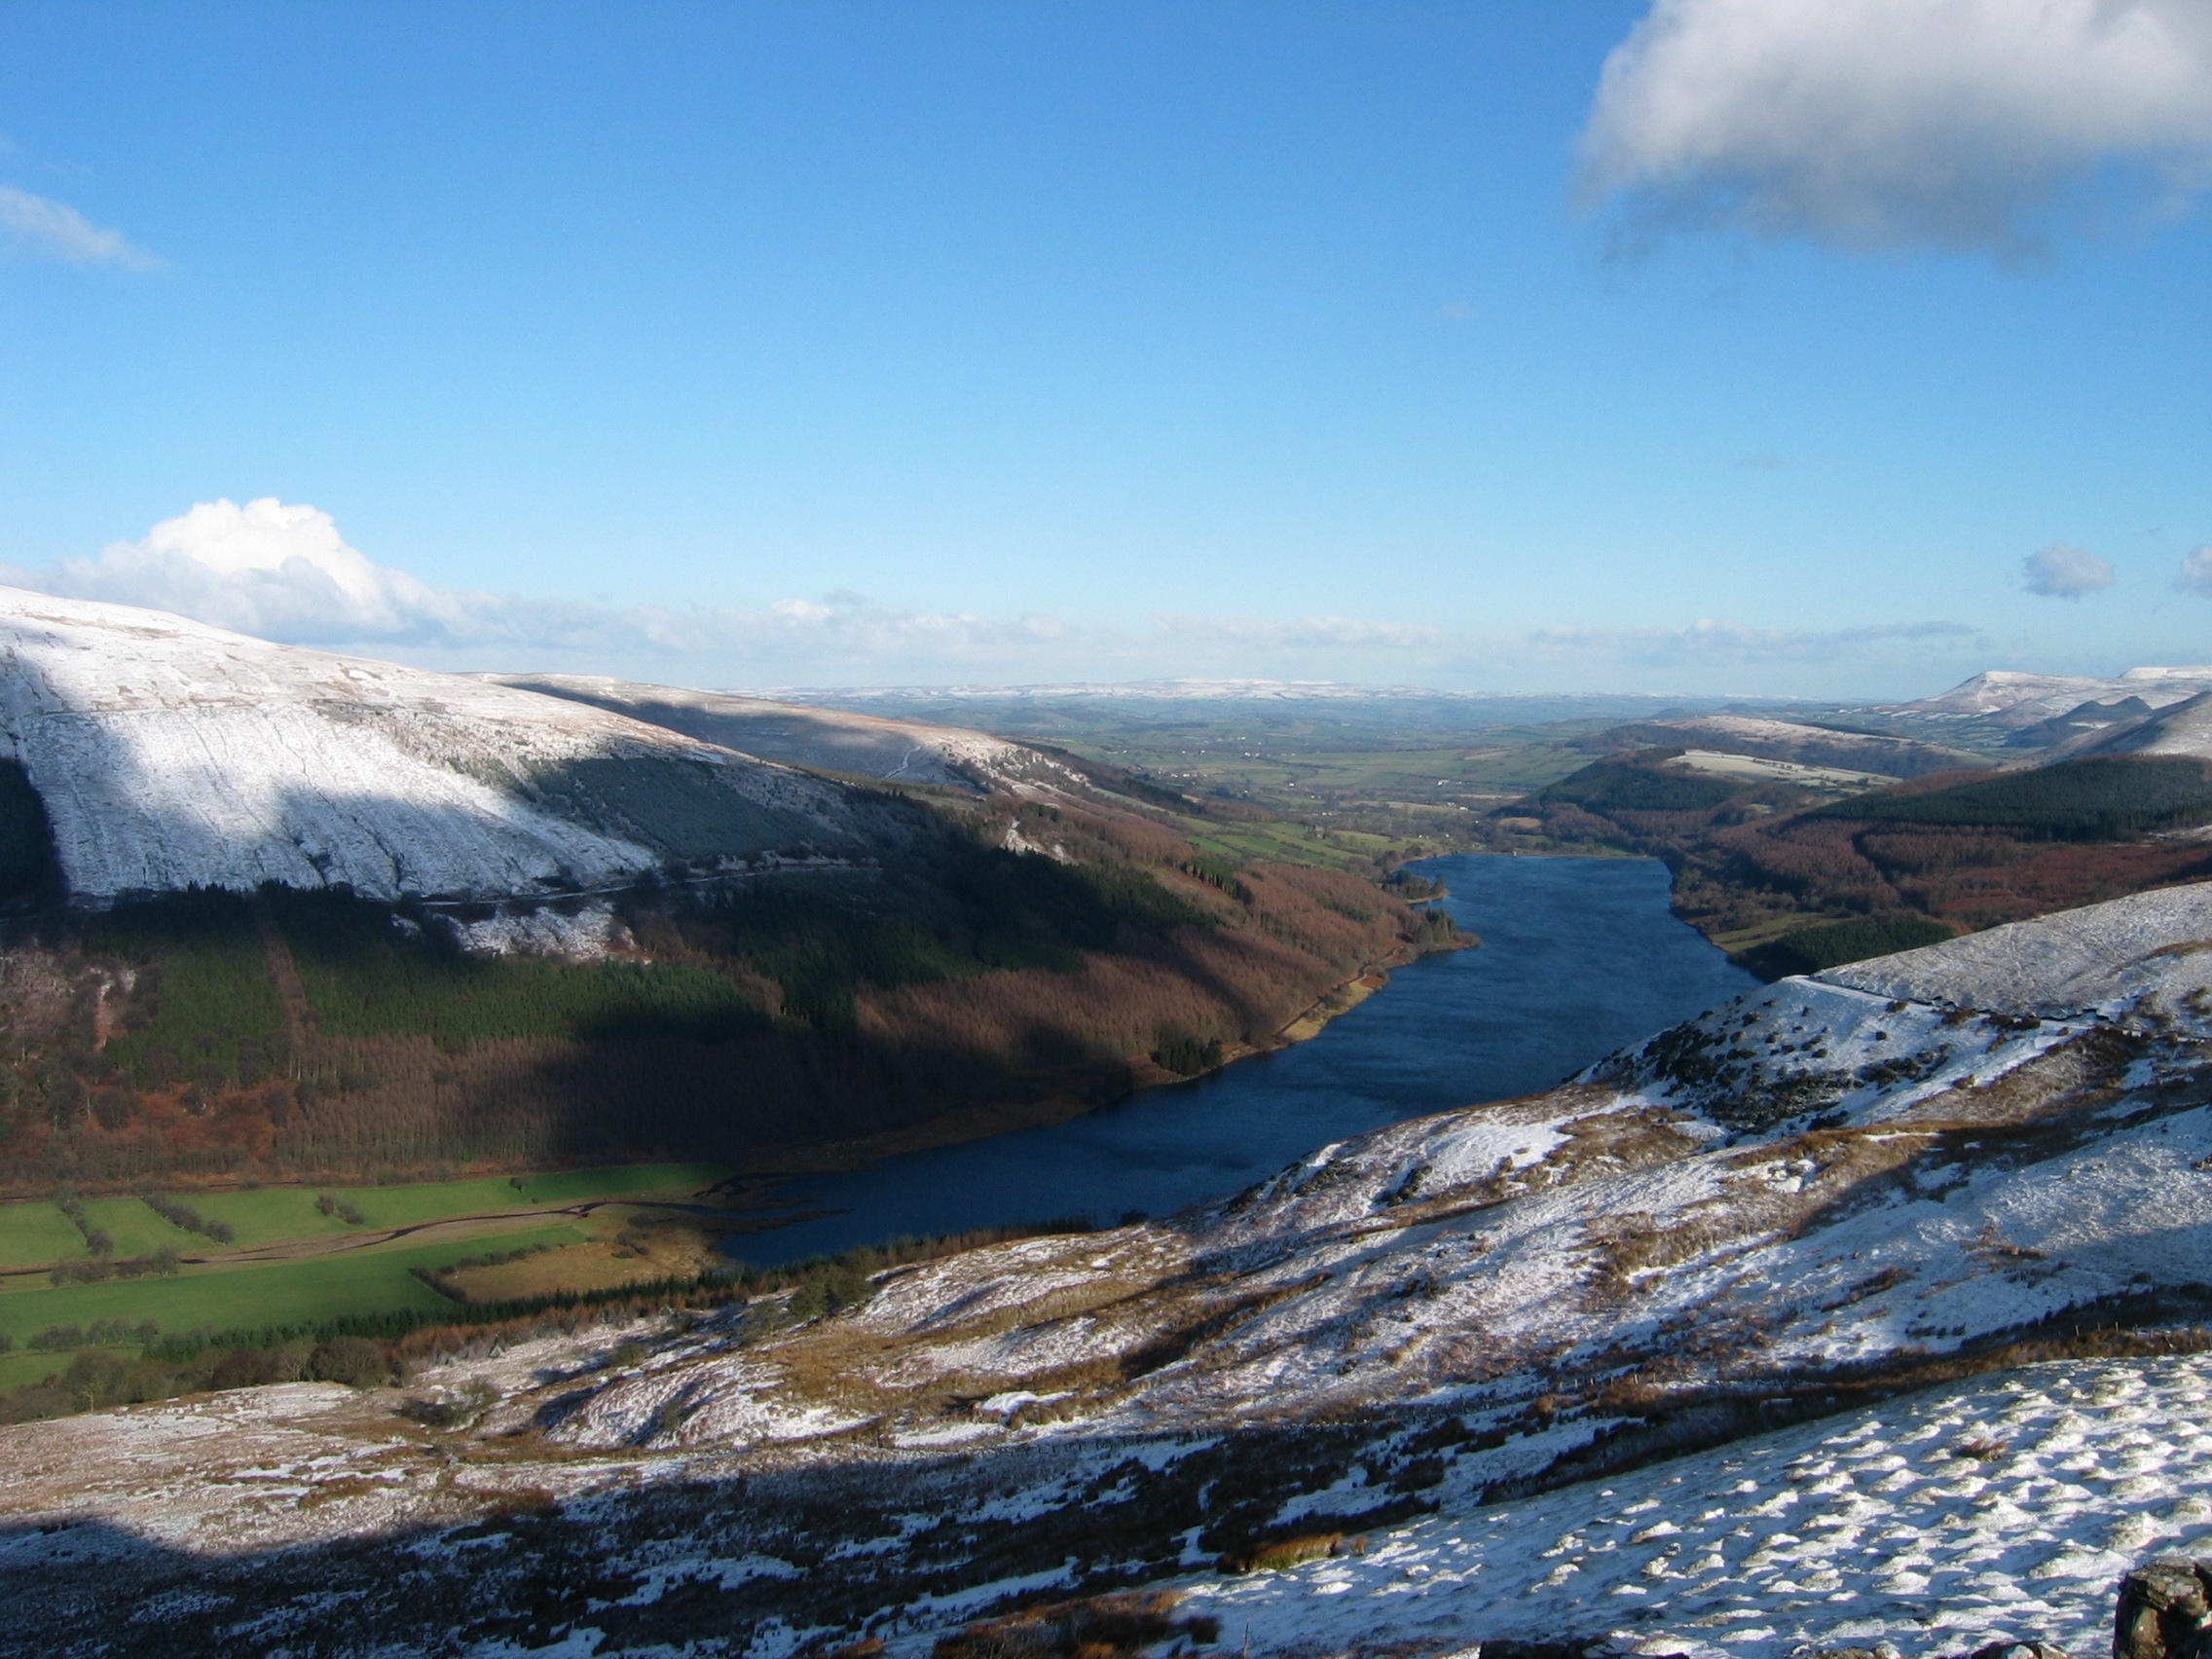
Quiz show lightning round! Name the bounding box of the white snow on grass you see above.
[1819,884,2212,1022]
[1168,1354,2212,1659]
[0,585,880,905]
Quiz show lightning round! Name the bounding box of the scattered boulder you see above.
[2117,1558,2212,1659]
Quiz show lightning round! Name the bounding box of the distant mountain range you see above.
[1877,664,2212,749]
[1886,664,2212,719]
[759,680,1769,737]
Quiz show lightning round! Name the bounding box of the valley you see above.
[18,10,2212,1656]
[6,606,2212,1655]
[9,875,2212,1656]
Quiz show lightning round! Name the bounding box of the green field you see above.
[76,1197,203,1258]
[0,1161,729,1396]
[1178,819,1389,869]
[0,1222,586,1354]
[0,1161,727,1271]
[0,1348,76,1390]
[0,1202,86,1266]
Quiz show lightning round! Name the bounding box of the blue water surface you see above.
[725,853,1758,1265]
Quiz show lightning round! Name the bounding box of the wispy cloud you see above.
[2176,546,2212,596]
[1523,616,1981,666]
[1154,613,1445,650]
[0,185,162,269]
[0,499,1995,697]
[1580,0,2212,259]
[2022,541,2115,598]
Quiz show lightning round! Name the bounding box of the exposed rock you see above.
[2115,1559,2212,1659]
[1968,1641,2071,1659]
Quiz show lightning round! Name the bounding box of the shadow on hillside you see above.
[0,1406,1440,1658]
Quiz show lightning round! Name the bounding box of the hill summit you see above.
[0,587,922,909]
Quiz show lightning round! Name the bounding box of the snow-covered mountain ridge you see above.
[0,587,923,907]
[1885,668,2212,728]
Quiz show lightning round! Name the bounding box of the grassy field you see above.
[76,1197,202,1258]
[0,1162,727,1270]
[0,1221,588,1356]
[0,1164,734,1386]
[0,1202,86,1266]
[1078,734,1592,811]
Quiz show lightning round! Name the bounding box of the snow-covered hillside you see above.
[1887,667,2212,728]
[10,880,2212,1654]
[482,672,1081,794]
[2063,689,2212,763]
[1601,714,1982,780]
[0,587,912,905]
[1172,1351,2210,1659]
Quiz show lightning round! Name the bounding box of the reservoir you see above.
[726,853,1759,1265]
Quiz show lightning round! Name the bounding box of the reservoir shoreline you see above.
[719,853,1759,1265]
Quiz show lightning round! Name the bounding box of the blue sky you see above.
[3,1,2211,697]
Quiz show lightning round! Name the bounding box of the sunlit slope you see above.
[544,877,2212,1475]
[8,885,2212,1656]
[482,672,1081,795]
[0,588,912,905]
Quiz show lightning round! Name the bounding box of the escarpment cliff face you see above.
[6,882,2211,1658]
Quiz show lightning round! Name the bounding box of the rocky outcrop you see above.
[2117,1560,2212,1659]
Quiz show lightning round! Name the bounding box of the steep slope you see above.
[8,883,2212,1656]
[481,672,1083,795]
[0,588,909,907]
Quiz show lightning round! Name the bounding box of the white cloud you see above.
[0,185,161,269]
[50,498,472,643]
[2177,545,2212,595]
[10,498,1079,675]
[2022,540,2116,597]
[1580,0,2212,257]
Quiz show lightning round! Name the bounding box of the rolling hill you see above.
[0,588,1445,1191]
[0,587,918,910]
[1578,713,1984,780]
[481,672,1081,796]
